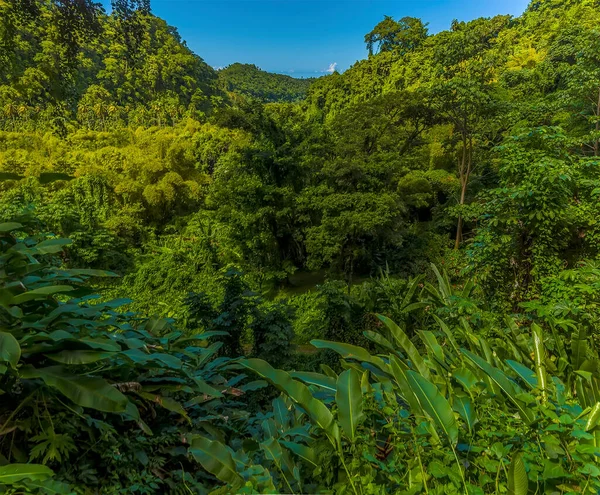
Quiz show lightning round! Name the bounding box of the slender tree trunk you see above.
[595,86,600,157]
[455,215,463,250]
[455,134,470,249]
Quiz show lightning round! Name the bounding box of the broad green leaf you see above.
[542,459,568,479]
[389,355,423,414]
[335,369,364,441]
[310,340,389,373]
[22,479,73,494]
[406,371,458,446]
[0,222,23,233]
[46,350,113,365]
[261,437,283,465]
[360,370,372,394]
[21,366,128,413]
[461,349,535,424]
[585,402,600,431]
[420,330,445,363]
[363,330,396,353]
[272,396,290,430]
[571,327,587,370]
[280,441,318,468]
[402,301,429,313]
[145,318,171,334]
[138,392,190,421]
[548,323,568,365]
[430,263,451,300]
[31,239,72,255]
[79,337,121,352]
[506,360,537,389]
[433,315,460,355]
[240,380,266,392]
[320,364,338,379]
[577,375,594,409]
[479,337,501,394]
[282,426,312,442]
[452,395,474,433]
[531,324,547,402]
[0,464,53,483]
[291,371,336,392]
[123,349,183,369]
[189,436,244,488]
[401,274,424,308]
[0,331,20,368]
[193,378,223,398]
[11,286,74,305]
[452,366,479,393]
[377,315,429,379]
[240,359,335,436]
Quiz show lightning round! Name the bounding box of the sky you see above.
[101,0,530,79]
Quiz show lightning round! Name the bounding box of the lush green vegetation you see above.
[3,0,600,493]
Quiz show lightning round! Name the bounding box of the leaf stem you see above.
[451,444,467,495]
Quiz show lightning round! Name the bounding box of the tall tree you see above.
[364,16,428,56]
[431,16,509,248]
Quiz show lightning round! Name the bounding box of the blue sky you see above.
[101,0,530,78]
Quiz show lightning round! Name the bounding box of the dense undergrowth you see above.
[3,0,600,493]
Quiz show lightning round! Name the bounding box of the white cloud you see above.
[326,62,338,74]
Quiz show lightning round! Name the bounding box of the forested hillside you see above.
[218,63,314,102]
[0,0,221,129]
[2,0,600,493]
